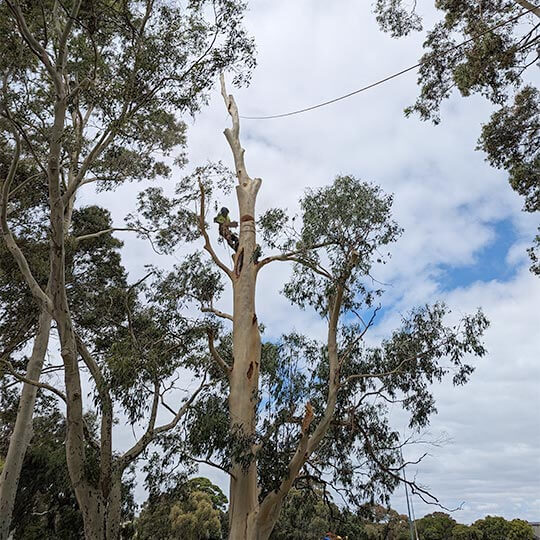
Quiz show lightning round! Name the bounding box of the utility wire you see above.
[240,7,538,120]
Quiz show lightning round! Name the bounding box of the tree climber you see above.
[214,207,239,251]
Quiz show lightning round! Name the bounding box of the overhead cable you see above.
[240,7,538,120]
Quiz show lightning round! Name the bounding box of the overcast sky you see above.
[79,0,540,525]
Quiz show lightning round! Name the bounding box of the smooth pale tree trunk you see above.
[218,77,264,539]
[228,180,262,540]
[219,78,338,540]
[0,309,52,540]
[77,476,122,540]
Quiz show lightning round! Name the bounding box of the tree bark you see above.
[77,475,122,540]
[228,181,262,540]
[0,309,52,540]
[513,0,540,18]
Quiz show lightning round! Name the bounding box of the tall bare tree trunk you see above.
[219,77,338,540]
[228,181,262,540]
[218,76,263,540]
[0,309,52,540]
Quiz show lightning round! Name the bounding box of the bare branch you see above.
[74,227,150,243]
[119,374,208,470]
[201,307,233,321]
[338,306,380,367]
[186,456,236,480]
[154,375,209,435]
[256,242,333,272]
[8,171,45,198]
[220,74,248,182]
[1,358,66,402]
[63,128,116,202]
[206,329,232,375]
[356,422,457,509]
[341,358,412,386]
[514,0,540,18]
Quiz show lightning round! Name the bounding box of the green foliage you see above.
[284,175,401,315]
[0,396,134,540]
[473,515,511,539]
[374,0,539,271]
[362,504,410,540]
[472,515,535,540]
[478,86,539,274]
[508,519,535,540]
[416,512,456,540]
[1,0,255,190]
[479,86,539,214]
[170,490,222,540]
[270,488,339,540]
[271,487,374,540]
[373,0,422,37]
[136,477,227,540]
[145,173,490,514]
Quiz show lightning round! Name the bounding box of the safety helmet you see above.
[220,207,229,215]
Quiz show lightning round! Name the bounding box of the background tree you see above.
[507,518,536,540]
[136,477,227,540]
[472,515,534,540]
[0,1,254,538]
[415,512,457,540]
[373,0,539,272]
[270,486,359,540]
[361,505,410,540]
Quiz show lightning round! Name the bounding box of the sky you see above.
[77,0,540,526]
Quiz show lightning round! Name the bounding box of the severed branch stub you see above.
[301,402,314,434]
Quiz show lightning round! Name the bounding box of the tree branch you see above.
[5,1,61,89]
[341,335,458,387]
[258,403,314,533]
[74,227,150,243]
[514,0,540,18]
[0,131,52,312]
[357,422,451,508]
[186,456,236,480]
[256,242,333,272]
[201,307,233,321]
[197,179,232,278]
[206,329,232,375]
[220,74,248,182]
[119,374,208,470]
[1,358,66,403]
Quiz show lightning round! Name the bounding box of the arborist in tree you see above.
[214,207,239,251]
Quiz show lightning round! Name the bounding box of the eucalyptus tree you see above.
[0,199,219,539]
[0,0,253,538]
[373,0,539,272]
[137,79,489,540]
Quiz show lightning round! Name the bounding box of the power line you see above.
[240,7,538,120]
